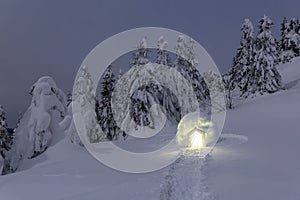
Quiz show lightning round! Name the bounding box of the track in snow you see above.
[159,133,248,200]
[160,151,215,200]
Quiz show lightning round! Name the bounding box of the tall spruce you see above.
[157,36,171,66]
[229,19,255,102]
[98,65,118,140]
[279,17,291,63]
[287,18,300,58]
[131,37,149,66]
[73,66,104,143]
[252,15,282,95]
[279,17,300,63]
[174,36,210,109]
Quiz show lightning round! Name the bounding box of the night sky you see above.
[0,0,299,126]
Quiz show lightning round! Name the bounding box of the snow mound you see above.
[2,76,67,174]
[277,57,300,89]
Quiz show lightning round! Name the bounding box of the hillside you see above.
[0,58,300,200]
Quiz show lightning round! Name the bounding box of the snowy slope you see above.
[0,59,300,200]
[210,89,300,199]
[209,59,300,199]
[0,130,176,200]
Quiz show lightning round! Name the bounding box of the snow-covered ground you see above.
[0,58,300,200]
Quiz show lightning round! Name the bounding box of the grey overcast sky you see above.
[0,0,299,126]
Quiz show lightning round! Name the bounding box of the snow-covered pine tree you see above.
[73,66,105,143]
[279,17,291,63]
[95,95,101,123]
[129,83,181,127]
[252,15,282,95]
[98,65,119,140]
[174,36,210,110]
[157,36,171,66]
[155,36,182,122]
[174,35,187,73]
[131,37,149,66]
[287,18,300,58]
[228,19,255,101]
[128,37,183,128]
[203,71,226,112]
[222,74,232,109]
[186,38,210,107]
[279,17,300,63]
[128,38,154,128]
[0,105,13,160]
[116,69,127,140]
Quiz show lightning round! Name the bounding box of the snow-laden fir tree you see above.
[128,37,183,128]
[131,37,149,66]
[116,69,127,140]
[157,36,171,66]
[287,18,300,58]
[279,17,300,63]
[228,19,255,102]
[113,62,199,133]
[252,15,282,95]
[72,66,105,143]
[0,105,13,160]
[97,65,119,140]
[129,83,181,127]
[174,36,210,110]
[203,71,226,112]
[128,38,154,127]
[155,36,181,122]
[222,74,232,109]
[95,95,101,124]
[279,17,291,63]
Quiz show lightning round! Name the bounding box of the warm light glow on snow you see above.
[190,131,204,149]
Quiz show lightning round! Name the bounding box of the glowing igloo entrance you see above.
[176,112,217,155]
